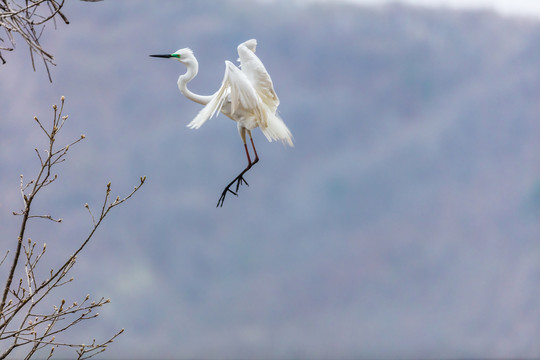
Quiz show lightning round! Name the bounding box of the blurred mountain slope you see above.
[1,1,540,358]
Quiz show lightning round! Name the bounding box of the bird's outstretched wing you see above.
[237,39,280,114]
[236,40,293,146]
[187,40,292,146]
[187,60,265,129]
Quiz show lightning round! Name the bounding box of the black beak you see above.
[149,54,172,58]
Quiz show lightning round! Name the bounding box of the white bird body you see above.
[151,39,292,206]
[171,39,293,146]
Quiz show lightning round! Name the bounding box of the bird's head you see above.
[149,48,195,64]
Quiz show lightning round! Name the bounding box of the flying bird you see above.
[150,39,293,207]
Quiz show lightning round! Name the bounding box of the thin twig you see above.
[0,252,9,267]
[0,0,69,81]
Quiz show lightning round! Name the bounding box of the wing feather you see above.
[188,41,289,145]
[188,60,267,130]
[187,67,230,129]
[225,61,264,122]
[237,39,280,113]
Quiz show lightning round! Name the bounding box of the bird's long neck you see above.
[177,60,212,106]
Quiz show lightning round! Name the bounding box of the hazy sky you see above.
[310,0,540,18]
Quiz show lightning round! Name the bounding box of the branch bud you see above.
[61,95,65,101]
[81,134,86,139]
[53,104,57,110]
[34,116,38,121]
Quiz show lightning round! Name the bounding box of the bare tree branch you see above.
[0,96,145,359]
[0,0,68,81]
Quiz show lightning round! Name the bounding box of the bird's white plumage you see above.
[180,39,293,146]
[237,40,280,113]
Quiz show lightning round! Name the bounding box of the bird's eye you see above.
[172,54,181,59]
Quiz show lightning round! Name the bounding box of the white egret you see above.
[150,39,293,207]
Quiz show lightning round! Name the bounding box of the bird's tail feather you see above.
[260,109,294,147]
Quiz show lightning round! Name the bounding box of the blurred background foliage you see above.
[1,0,540,358]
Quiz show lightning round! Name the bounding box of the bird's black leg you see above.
[216,140,259,207]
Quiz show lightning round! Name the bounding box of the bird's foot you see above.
[216,159,258,208]
[216,173,250,208]
[235,175,249,192]
[216,186,238,207]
